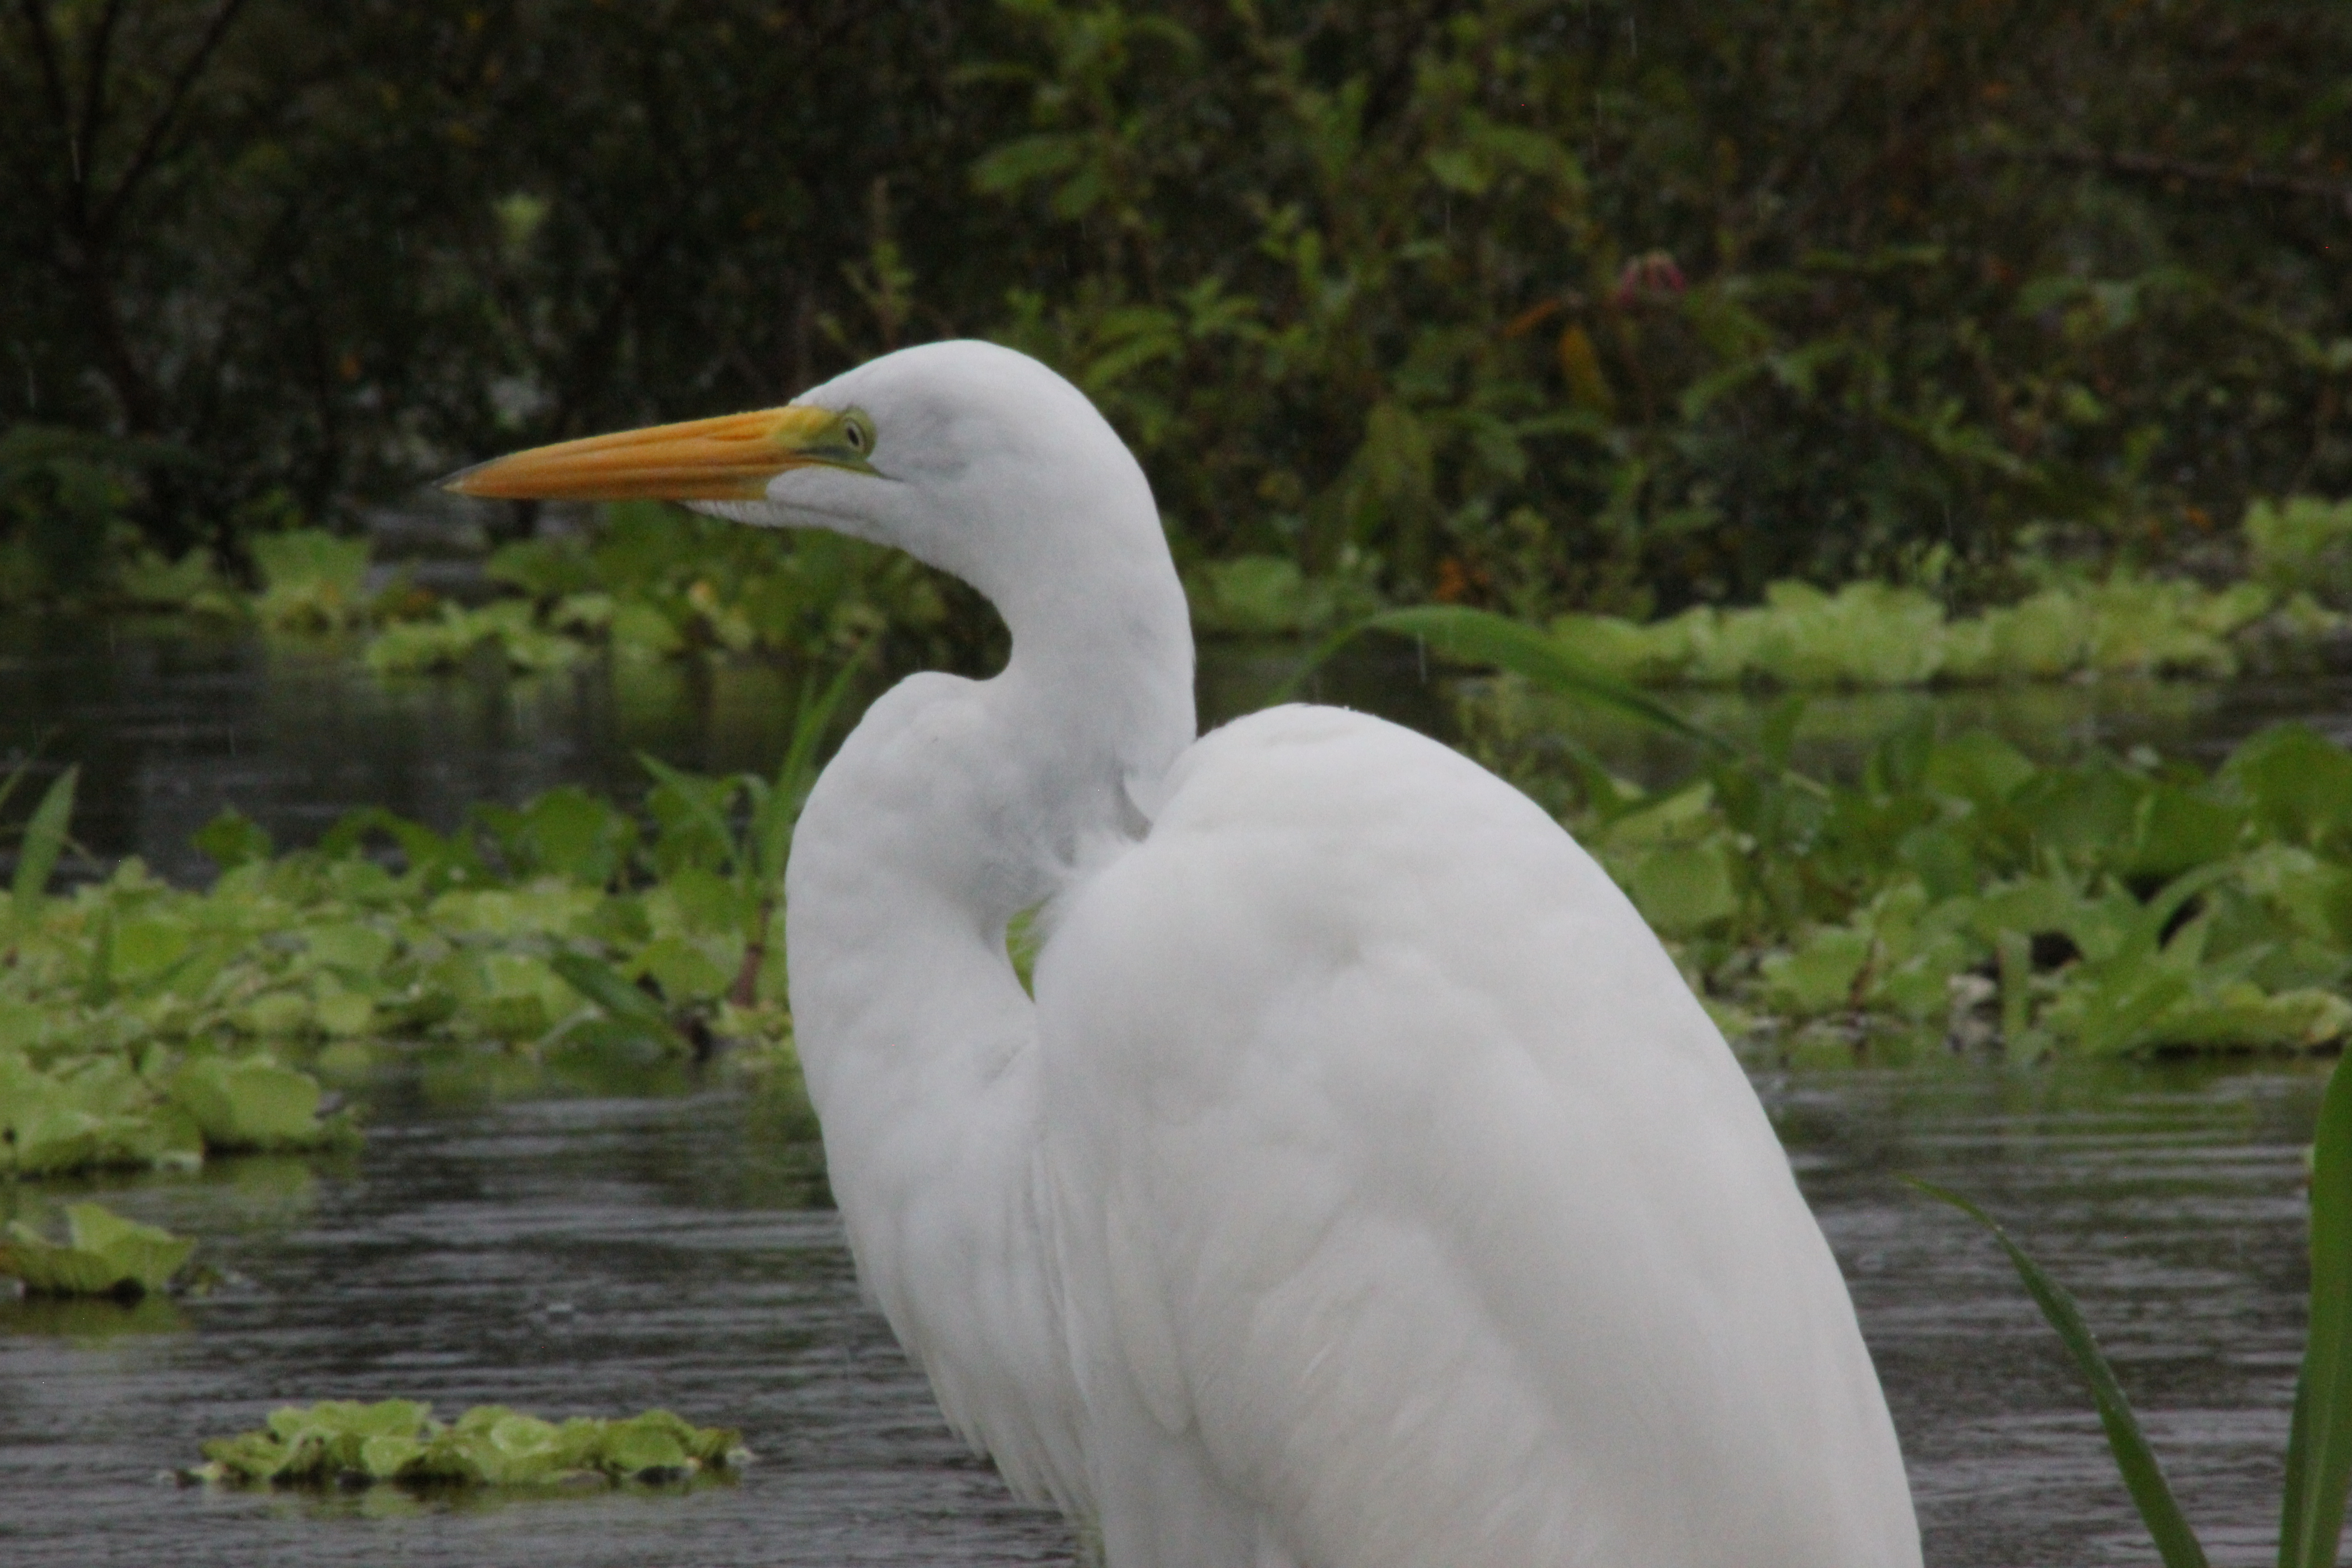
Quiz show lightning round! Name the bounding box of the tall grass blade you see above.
[11,765,78,923]
[0,754,35,823]
[549,951,677,1038]
[1282,605,1735,755]
[1907,1176,2212,1568]
[756,649,867,882]
[636,753,745,876]
[2279,1052,2352,1568]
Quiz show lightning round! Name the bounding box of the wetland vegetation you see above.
[1,0,2348,1556]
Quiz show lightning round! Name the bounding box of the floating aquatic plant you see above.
[363,600,585,676]
[1322,605,2352,1063]
[250,529,372,632]
[1544,571,2298,690]
[0,671,852,1176]
[183,1400,749,1491]
[0,1201,192,1299]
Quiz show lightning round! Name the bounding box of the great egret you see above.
[451,340,1922,1567]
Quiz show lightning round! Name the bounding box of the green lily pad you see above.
[167,1056,342,1151]
[0,1202,193,1298]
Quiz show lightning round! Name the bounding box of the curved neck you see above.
[787,534,1194,1086]
[776,514,1191,1501]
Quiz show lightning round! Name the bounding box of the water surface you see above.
[0,1057,2332,1567]
[4,616,2343,883]
[0,619,2343,1564]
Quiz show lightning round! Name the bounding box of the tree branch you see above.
[94,0,250,235]
[13,0,79,211]
[73,0,127,202]
[1988,145,2352,217]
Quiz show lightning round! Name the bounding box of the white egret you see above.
[450,340,1921,1567]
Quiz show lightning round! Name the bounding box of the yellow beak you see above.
[441,404,843,502]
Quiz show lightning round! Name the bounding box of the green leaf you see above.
[638,753,746,877]
[2225,727,2352,855]
[1759,926,1873,1014]
[1293,606,1734,754]
[65,1201,196,1291]
[602,1414,691,1475]
[11,764,77,921]
[550,951,680,1042]
[971,131,1088,195]
[168,1057,335,1150]
[1907,1178,2210,1568]
[754,649,867,885]
[0,1202,192,1297]
[192,807,274,872]
[2279,1052,2352,1568]
[1619,841,1743,936]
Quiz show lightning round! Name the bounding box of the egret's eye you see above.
[841,413,873,455]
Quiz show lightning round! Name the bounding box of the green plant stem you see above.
[2279,1051,2352,1568]
[1908,1176,2212,1568]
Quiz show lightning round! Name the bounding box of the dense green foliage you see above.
[5,0,2347,622]
[60,491,2352,690]
[1534,494,2352,686]
[186,1400,748,1489]
[108,505,960,669]
[0,748,819,1179]
[9,679,2345,1191]
[1421,601,2352,1062]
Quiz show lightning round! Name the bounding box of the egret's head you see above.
[444,340,1160,610]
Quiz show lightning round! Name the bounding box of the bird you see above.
[449,339,1922,1568]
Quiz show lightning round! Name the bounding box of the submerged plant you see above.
[183,1400,749,1490]
[1911,1047,2352,1568]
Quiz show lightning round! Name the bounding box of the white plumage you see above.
[453,339,1922,1567]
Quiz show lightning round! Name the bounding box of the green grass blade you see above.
[11,765,78,922]
[636,752,747,876]
[755,648,867,882]
[2279,1052,2352,1568]
[0,755,33,823]
[549,952,677,1038]
[1281,605,1735,754]
[1907,1176,2212,1568]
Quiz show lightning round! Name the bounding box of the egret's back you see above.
[1038,704,1921,1568]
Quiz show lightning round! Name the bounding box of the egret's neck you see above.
[787,531,1194,1049]
[777,517,1191,1503]
[989,528,1198,841]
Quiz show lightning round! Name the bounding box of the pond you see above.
[0,1057,2331,1566]
[0,617,1455,885]
[1,617,2347,1565]
[5,614,2347,883]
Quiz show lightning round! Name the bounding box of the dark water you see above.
[0,1059,2331,1566]
[3,616,2345,885]
[0,618,1448,885]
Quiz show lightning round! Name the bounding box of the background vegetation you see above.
[4,0,2349,625]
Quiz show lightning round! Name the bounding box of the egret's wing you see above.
[1036,706,1919,1568]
